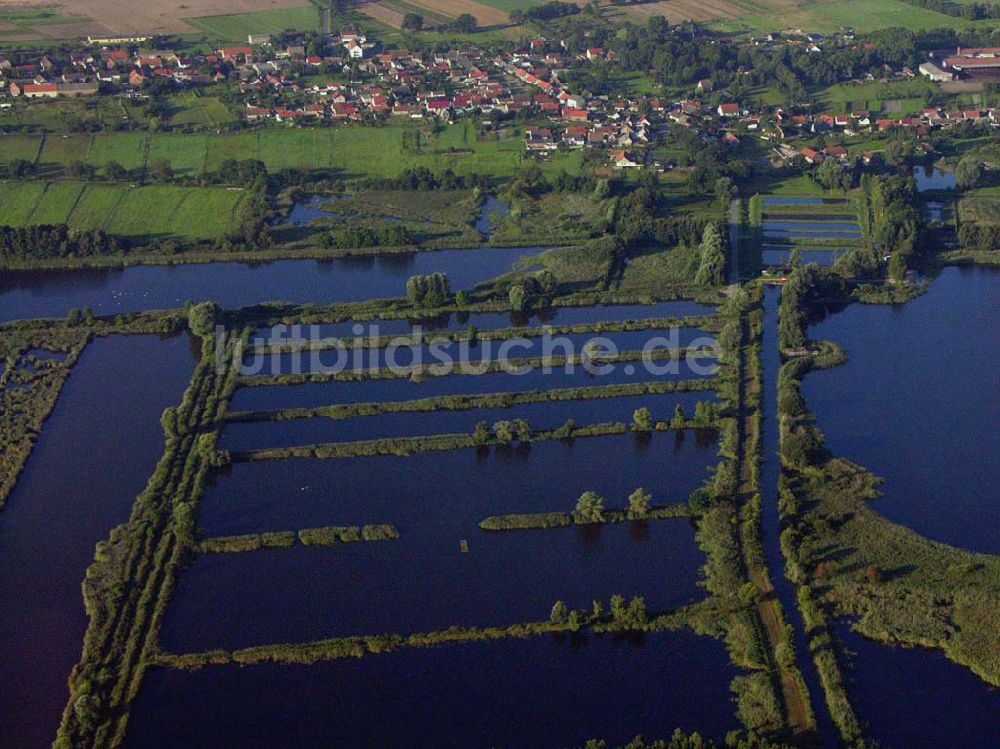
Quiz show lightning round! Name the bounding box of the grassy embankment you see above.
[226,378,717,425]
[737,287,818,740]
[238,345,720,387]
[199,524,399,553]
[251,314,722,354]
[774,268,1000,745]
[53,326,243,749]
[0,181,250,245]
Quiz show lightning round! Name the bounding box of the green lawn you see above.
[0,97,154,132]
[0,134,42,164]
[166,93,236,128]
[187,6,320,41]
[86,131,148,172]
[0,8,90,26]
[814,79,935,115]
[0,182,46,225]
[468,0,539,11]
[38,134,92,166]
[0,123,584,181]
[713,0,984,33]
[26,182,86,224]
[67,185,127,232]
[0,181,247,239]
[203,133,256,172]
[148,133,207,177]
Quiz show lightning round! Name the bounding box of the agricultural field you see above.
[0,133,42,164]
[3,122,584,180]
[711,0,988,33]
[0,95,204,133]
[165,92,237,128]
[620,0,747,25]
[813,78,936,117]
[0,5,95,39]
[0,180,248,240]
[186,5,321,40]
[368,0,511,27]
[0,0,315,38]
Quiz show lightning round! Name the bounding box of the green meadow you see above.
[187,6,321,41]
[0,181,249,240]
[13,121,582,179]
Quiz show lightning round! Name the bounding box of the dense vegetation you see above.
[0,225,122,261]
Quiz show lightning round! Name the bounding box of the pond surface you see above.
[230,356,714,412]
[0,247,542,323]
[126,629,739,749]
[914,165,957,192]
[220,391,717,450]
[168,429,718,664]
[164,520,704,651]
[763,221,863,236]
[804,266,1000,553]
[281,194,356,226]
[475,195,510,237]
[0,334,196,749]
[762,249,845,267]
[199,433,718,538]
[923,200,951,222]
[838,623,1000,749]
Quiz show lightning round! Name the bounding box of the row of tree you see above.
[320,222,413,250]
[406,272,452,307]
[0,225,122,261]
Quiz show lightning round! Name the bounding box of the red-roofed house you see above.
[23,83,59,98]
[219,47,253,63]
[800,147,823,164]
[562,107,589,122]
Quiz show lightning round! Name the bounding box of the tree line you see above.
[0,225,123,261]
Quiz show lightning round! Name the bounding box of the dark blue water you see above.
[125,629,739,749]
[220,391,718,450]
[837,623,1000,749]
[475,195,509,236]
[804,266,1000,553]
[245,328,717,376]
[924,200,949,222]
[255,300,716,341]
[914,165,956,192]
[199,433,718,538]
[0,247,542,322]
[761,287,838,745]
[763,249,844,267]
[764,222,862,236]
[798,267,1000,746]
[163,520,704,651]
[230,357,715,412]
[283,195,356,226]
[0,335,196,749]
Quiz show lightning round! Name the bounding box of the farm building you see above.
[919,62,954,82]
